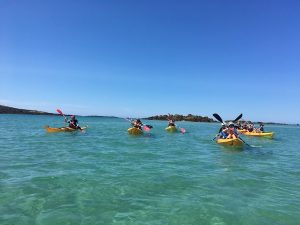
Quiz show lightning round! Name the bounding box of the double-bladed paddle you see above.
[213,113,224,124]
[213,113,243,125]
[57,109,67,121]
[233,113,243,123]
[212,113,257,147]
[56,109,85,132]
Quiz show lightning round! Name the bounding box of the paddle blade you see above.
[233,113,243,122]
[180,128,186,134]
[213,113,223,123]
[143,126,151,132]
[56,109,63,115]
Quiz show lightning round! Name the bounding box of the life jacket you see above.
[69,119,78,129]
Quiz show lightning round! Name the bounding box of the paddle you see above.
[212,113,260,147]
[125,118,153,132]
[233,113,243,123]
[172,125,186,134]
[237,136,251,147]
[179,127,186,134]
[237,136,261,147]
[212,134,219,141]
[56,109,84,131]
[57,109,67,121]
[143,125,151,132]
[213,113,242,124]
[213,113,224,124]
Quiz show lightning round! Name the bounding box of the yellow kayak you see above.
[243,132,274,138]
[165,126,177,132]
[237,129,247,133]
[45,126,87,132]
[217,138,244,146]
[128,127,143,135]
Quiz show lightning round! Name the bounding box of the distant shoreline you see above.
[0,105,55,115]
[145,114,214,123]
[0,105,298,126]
[146,115,299,126]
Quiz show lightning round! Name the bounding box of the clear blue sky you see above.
[0,0,299,123]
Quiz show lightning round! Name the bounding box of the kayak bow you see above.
[165,126,177,132]
[217,138,244,146]
[128,127,143,135]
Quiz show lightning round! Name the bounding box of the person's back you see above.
[66,115,81,130]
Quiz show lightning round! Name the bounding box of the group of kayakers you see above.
[131,114,175,131]
[63,114,264,133]
[217,122,265,139]
[58,112,272,141]
[236,121,265,133]
[218,122,239,139]
[47,111,274,147]
[60,114,175,132]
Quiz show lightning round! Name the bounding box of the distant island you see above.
[146,114,215,122]
[0,105,55,115]
[0,105,119,118]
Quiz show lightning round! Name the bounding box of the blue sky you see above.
[0,0,299,123]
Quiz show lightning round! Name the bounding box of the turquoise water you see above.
[1,115,300,225]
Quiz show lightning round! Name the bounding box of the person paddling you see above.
[257,123,264,132]
[218,124,228,139]
[65,115,82,130]
[132,119,143,130]
[226,122,239,139]
[248,123,254,132]
[167,115,176,127]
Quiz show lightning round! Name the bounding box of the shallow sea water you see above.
[0,115,300,225]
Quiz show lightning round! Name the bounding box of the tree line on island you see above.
[0,105,55,115]
[146,114,215,122]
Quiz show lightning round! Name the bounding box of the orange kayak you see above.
[45,126,87,132]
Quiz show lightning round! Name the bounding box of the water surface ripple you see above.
[0,115,299,225]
